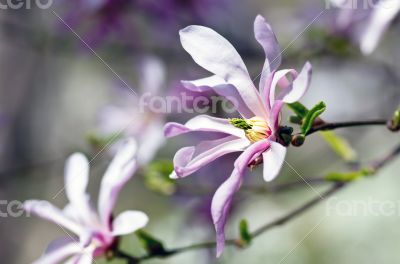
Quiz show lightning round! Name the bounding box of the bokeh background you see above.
[0,0,399,263]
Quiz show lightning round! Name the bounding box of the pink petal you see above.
[182,76,255,118]
[172,136,250,178]
[112,210,149,236]
[137,119,166,165]
[254,15,281,90]
[179,25,267,118]
[64,153,95,224]
[211,140,270,257]
[164,115,245,138]
[262,141,287,181]
[360,0,400,54]
[24,200,83,235]
[98,139,138,227]
[65,252,93,264]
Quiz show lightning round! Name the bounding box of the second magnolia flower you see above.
[164,15,312,256]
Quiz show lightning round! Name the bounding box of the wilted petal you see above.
[180,25,266,118]
[360,0,400,54]
[254,15,281,90]
[98,139,138,226]
[112,210,149,236]
[164,115,244,138]
[172,136,250,178]
[211,140,270,257]
[64,153,94,224]
[262,141,287,181]
[182,76,254,118]
[24,200,83,235]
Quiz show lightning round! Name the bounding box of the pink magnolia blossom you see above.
[24,139,148,264]
[164,15,312,256]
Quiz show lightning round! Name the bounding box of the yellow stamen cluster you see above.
[244,116,271,143]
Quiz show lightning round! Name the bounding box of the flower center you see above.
[230,116,271,143]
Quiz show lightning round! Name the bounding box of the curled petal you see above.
[112,210,149,236]
[262,141,287,182]
[180,25,266,118]
[254,15,281,90]
[164,115,244,138]
[278,62,312,104]
[24,200,83,235]
[211,140,270,257]
[172,136,250,178]
[98,139,138,227]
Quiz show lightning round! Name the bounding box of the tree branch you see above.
[306,120,387,135]
[117,142,400,263]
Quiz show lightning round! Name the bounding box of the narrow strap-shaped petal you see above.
[24,200,83,235]
[262,141,287,181]
[180,25,267,118]
[98,139,138,227]
[211,140,270,257]
[182,76,255,118]
[171,136,250,179]
[65,252,93,264]
[64,153,95,225]
[112,210,149,236]
[360,0,400,54]
[137,119,166,165]
[164,115,245,138]
[254,15,281,91]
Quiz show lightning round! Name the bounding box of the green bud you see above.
[387,108,400,132]
[238,219,252,246]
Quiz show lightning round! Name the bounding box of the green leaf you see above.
[144,160,176,195]
[301,101,326,134]
[325,168,374,182]
[239,219,252,245]
[319,131,357,162]
[287,102,309,118]
[136,230,168,256]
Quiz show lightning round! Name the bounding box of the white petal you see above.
[180,25,266,118]
[360,0,400,54]
[262,141,287,181]
[64,153,94,223]
[24,200,83,235]
[98,139,138,226]
[112,210,149,236]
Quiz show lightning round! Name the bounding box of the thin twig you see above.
[307,120,387,135]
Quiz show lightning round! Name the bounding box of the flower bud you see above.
[291,134,306,147]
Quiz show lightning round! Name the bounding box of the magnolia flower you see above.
[24,139,148,264]
[330,0,400,54]
[164,15,312,256]
[98,57,166,165]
